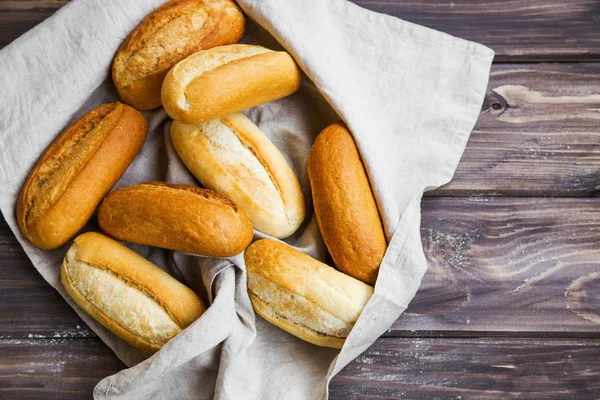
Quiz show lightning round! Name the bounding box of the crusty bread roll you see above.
[112,0,245,110]
[170,113,305,238]
[161,44,302,123]
[307,122,386,285]
[98,182,253,256]
[61,232,205,352]
[17,102,147,250]
[245,239,373,349]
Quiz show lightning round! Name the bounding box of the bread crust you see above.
[170,113,305,238]
[112,0,245,110]
[307,122,387,285]
[161,44,302,123]
[97,182,253,256]
[17,102,148,250]
[245,239,373,348]
[61,232,206,352]
[250,293,346,349]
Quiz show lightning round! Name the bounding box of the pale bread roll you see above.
[98,182,253,257]
[161,44,302,123]
[112,0,245,110]
[307,122,387,285]
[245,239,374,349]
[17,102,147,250]
[61,232,206,353]
[170,113,305,238]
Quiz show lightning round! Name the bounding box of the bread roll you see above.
[61,232,205,352]
[245,239,373,349]
[307,122,386,285]
[170,113,305,238]
[17,102,147,250]
[112,0,245,110]
[98,182,253,256]
[161,44,302,123]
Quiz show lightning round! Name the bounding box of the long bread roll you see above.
[245,239,373,349]
[161,44,302,123]
[307,122,387,285]
[17,102,147,250]
[113,0,245,110]
[170,113,305,238]
[98,182,253,257]
[61,232,206,352]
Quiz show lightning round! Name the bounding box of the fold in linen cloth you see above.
[0,0,494,398]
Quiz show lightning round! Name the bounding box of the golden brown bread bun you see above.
[112,0,245,110]
[307,122,387,285]
[61,232,206,352]
[98,182,253,257]
[161,44,302,123]
[16,102,148,250]
[170,113,305,238]
[245,239,373,349]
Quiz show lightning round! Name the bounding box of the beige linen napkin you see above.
[0,0,494,398]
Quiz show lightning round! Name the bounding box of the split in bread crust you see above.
[61,232,206,352]
[161,44,302,123]
[17,102,148,249]
[245,239,374,349]
[170,113,305,238]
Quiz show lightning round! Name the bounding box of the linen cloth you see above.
[0,0,494,398]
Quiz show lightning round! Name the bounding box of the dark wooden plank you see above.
[2,0,600,61]
[3,197,600,338]
[355,0,600,62]
[331,338,600,399]
[435,63,600,197]
[397,197,600,335]
[0,1,68,48]
[0,338,122,400]
[0,287,95,339]
[0,216,99,339]
[1,337,599,399]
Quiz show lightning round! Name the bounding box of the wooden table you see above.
[2,1,600,398]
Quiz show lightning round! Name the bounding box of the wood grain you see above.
[331,338,600,399]
[2,0,600,61]
[0,338,120,400]
[3,197,600,338]
[355,0,600,62]
[2,337,599,400]
[396,197,600,335]
[435,63,600,197]
[0,1,67,48]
